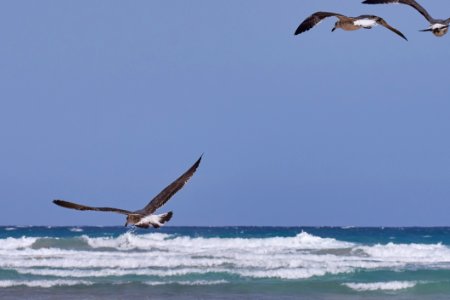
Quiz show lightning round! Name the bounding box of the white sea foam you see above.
[357,242,450,264]
[0,280,92,288]
[5,227,16,231]
[144,280,228,286]
[0,237,37,250]
[69,227,83,232]
[237,266,352,279]
[83,231,353,251]
[82,232,171,249]
[2,232,450,280]
[344,281,417,291]
[14,267,227,278]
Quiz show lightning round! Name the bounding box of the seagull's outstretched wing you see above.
[376,16,408,40]
[137,155,202,215]
[295,12,346,35]
[53,199,132,215]
[362,0,435,23]
[356,15,407,40]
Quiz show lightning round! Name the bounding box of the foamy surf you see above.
[1,226,450,300]
[344,281,417,291]
[0,237,37,250]
[144,280,228,286]
[1,231,450,281]
[0,280,92,288]
[82,231,354,251]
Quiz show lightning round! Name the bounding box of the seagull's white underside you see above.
[136,214,165,227]
[354,19,377,27]
[431,23,446,29]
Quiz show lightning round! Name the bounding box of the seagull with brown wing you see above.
[362,0,450,37]
[295,11,407,40]
[53,155,202,228]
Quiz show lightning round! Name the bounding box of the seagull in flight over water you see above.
[53,155,202,228]
[362,0,450,37]
[294,11,408,40]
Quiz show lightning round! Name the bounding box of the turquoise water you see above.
[1,226,450,299]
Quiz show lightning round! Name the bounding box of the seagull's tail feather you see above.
[151,211,173,228]
[159,211,173,224]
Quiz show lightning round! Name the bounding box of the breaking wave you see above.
[1,231,450,285]
[344,281,417,291]
[82,231,353,251]
[0,237,37,250]
[143,280,228,286]
[0,280,92,288]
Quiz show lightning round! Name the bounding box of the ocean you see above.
[1,226,450,299]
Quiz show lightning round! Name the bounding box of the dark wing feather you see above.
[295,12,345,35]
[53,199,132,215]
[362,0,435,23]
[376,17,408,40]
[139,155,202,215]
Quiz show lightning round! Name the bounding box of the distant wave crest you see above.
[0,280,92,288]
[344,281,417,291]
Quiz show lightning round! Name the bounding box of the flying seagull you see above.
[53,155,202,228]
[362,0,450,37]
[294,11,407,40]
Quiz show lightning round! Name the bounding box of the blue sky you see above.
[1,1,450,226]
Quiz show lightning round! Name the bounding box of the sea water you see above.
[1,226,450,299]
